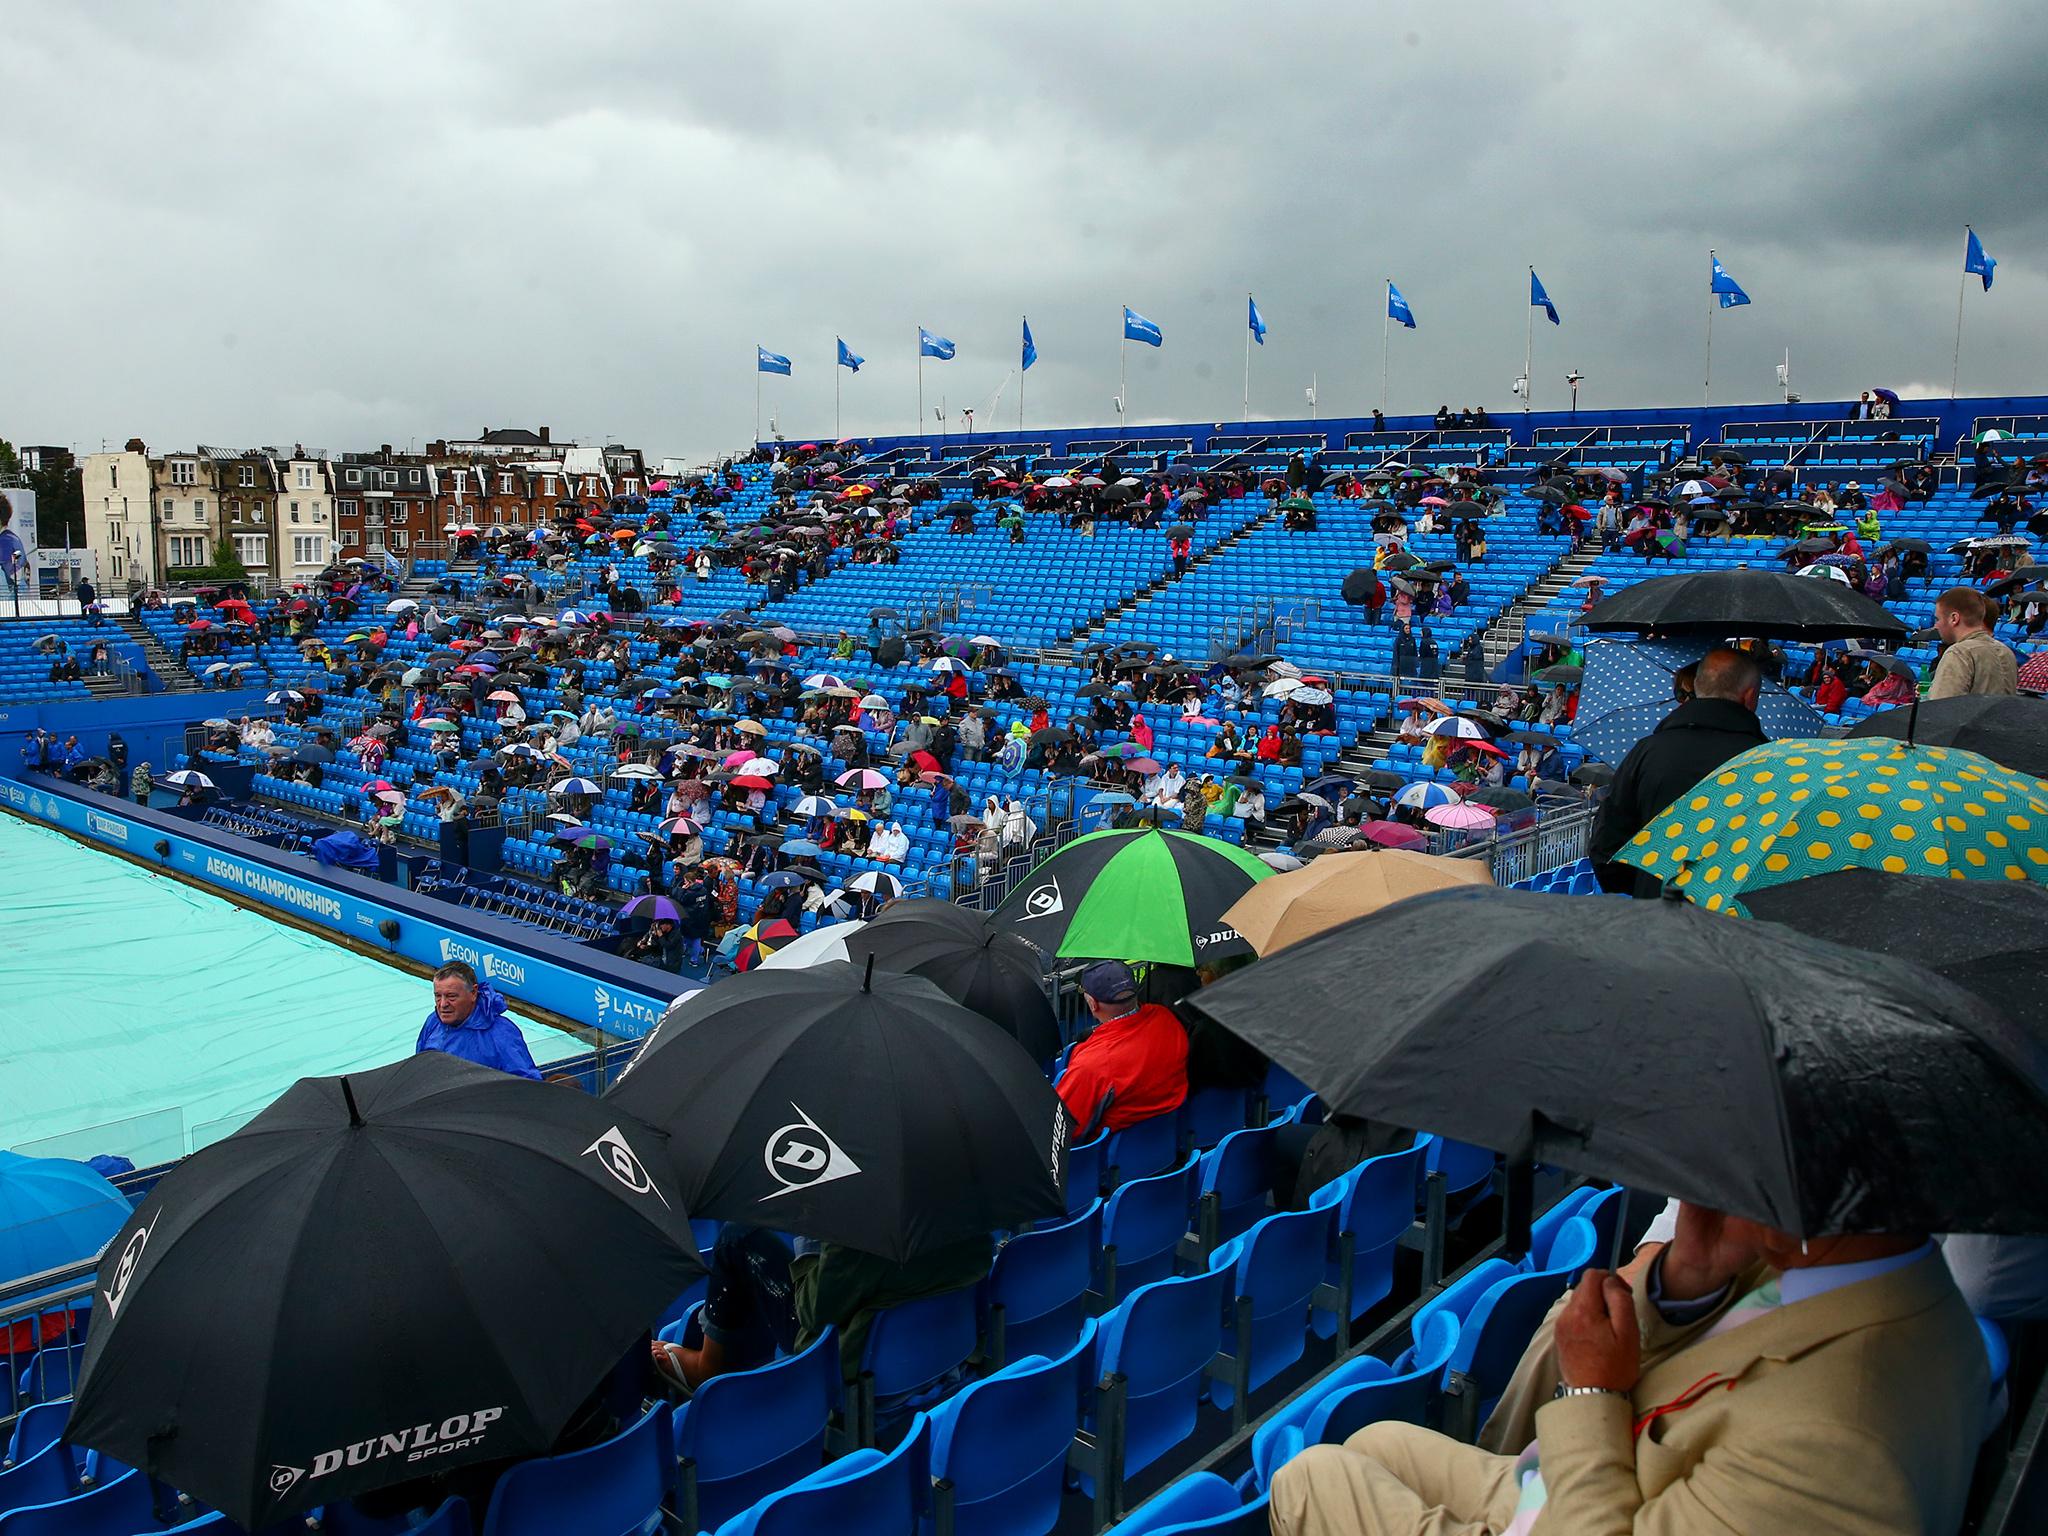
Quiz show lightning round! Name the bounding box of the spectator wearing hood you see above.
[415,962,541,1080]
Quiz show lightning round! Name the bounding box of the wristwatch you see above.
[1554,1383,1627,1400]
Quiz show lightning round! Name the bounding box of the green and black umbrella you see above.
[991,826,1271,966]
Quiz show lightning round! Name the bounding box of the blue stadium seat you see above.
[478,1403,673,1536]
[854,1285,980,1446]
[1088,1267,1231,1499]
[2,1402,68,1478]
[1105,1110,1185,1187]
[673,1328,840,1534]
[925,1320,1095,1536]
[1207,1205,1333,1414]
[1441,1254,1587,1435]
[1100,1154,1198,1306]
[1104,1471,1268,1535]
[0,1466,154,1536]
[1182,1086,1251,1152]
[1250,1308,1458,1491]
[714,1412,929,1536]
[1308,1137,1430,1339]
[0,1442,71,1522]
[1064,1132,1108,1216]
[987,1201,1099,1367]
[1195,1124,1283,1251]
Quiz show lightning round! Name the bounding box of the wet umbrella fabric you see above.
[1742,870,2048,1033]
[1580,567,1907,641]
[1573,639,1825,765]
[990,826,1271,967]
[1844,694,2048,779]
[65,1054,702,1530]
[605,962,1065,1261]
[1183,885,2048,1238]
[1219,849,1493,955]
[839,899,1061,1061]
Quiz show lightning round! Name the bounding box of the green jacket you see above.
[793,1235,993,1381]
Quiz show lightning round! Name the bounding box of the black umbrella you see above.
[1844,694,2048,777]
[66,1055,702,1529]
[1165,523,1196,539]
[1531,664,1583,685]
[606,962,1064,1261]
[1580,568,1907,640]
[1881,538,1932,555]
[1463,786,1535,813]
[1341,569,1384,605]
[1743,871,2048,1033]
[284,744,336,765]
[1184,886,2048,1238]
[1078,681,1116,697]
[839,900,1061,1062]
[1569,762,1615,786]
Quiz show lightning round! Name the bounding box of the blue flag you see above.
[1248,295,1268,345]
[1965,227,1997,292]
[1123,306,1163,347]
[1021,317,1037,372]
[1530,269,1559,326]
[918,328,955,360]
[1386,281,1416,329]
[1710,254,1750,309]
[756,346,791,376]
[836,338,864,372]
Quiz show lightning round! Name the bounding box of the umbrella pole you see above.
[1950,265,1968,401]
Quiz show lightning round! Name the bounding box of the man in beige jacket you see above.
[1928,587,2018,700]
[1268,1202,1986,1535]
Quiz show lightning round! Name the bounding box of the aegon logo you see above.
[101,1210,161,1319]
[438,938,526,988]
[274,1407,508,1499]
[86,811,130,844]
[1018,877,1063,920]
[583,1126,669,1208]
[762,1105,862,1200]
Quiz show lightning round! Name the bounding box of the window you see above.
[168,534,206,566]
[112,554,124,579]
[451,469,467,494]
[193,498,207,520]
[499,475,514,494]
[238,465,254,488]
[386,529,409,552]
[110,463,119,490]
[225,499,240,518]
[289,502,301,523]
[390,504,410,524]
[292,534,325,566]
[346,468,361,486]
[160,497,174,517]
[337,499,357,518]
[170,460,196,487]
[383,471,398,488]
[233,534,268,567]
[251,505,266,525]
[296,466,313,490]
[542,476,556,496]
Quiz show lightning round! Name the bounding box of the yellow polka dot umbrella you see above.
[1617,737,2048,914]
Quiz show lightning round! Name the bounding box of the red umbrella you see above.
[730,774,774,792]
[185,620,213,632]
[909,749,942,776]
[1356,820,1427,849]
[733,918,800,971]
[2020,651,2048,693]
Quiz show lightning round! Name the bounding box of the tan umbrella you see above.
[1220,849,1493,955]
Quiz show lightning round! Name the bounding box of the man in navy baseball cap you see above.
[1057,961,1189,1138]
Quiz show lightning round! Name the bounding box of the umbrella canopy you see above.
[844,869,905,898]
[838,899,1061,1061]
[990,826,1271,967]
[1393,781,1458,810]
[549,777,603,796]
[1425,802,1497,830]
[66,1054,701,1529]
[605,962,1065,1260]
[1618,738,2048,913]
[1183,885,2048,1238]
[0,1151,130,1293]
[1573,639,1827,764]
[1219,849,1493,955]
[837,768,891,790]
[1844,694,2048,778]
[1743,870,2048,1033]
[618,894,681,923]
[757,920,865,972]
[1580,568,1908,641]
[160,769,215,791]
[729,917,798,972]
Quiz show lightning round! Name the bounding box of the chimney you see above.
[539,426,550,444]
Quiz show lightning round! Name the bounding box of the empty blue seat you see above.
[1182,1087,1250,1152]
[715,1412,929,1536]
[673,1328,839,1534]
[479,1403,672,1536]
[1197,1123,1283,1251]
[926,1321,1095,1536]
[1064,1133,1108,1216]
[1089,1267,1230,1500]
[0,1443,71,1522]
[1105,1110,1184,1186]
[1100,1154,1198,1305]
[1208,1205,1332,1414]
[2,1402,68,1478]
[1309,1138,1430,1339]
[987,1201,1099,1366]
[0,1466,154,1536]
[1105,1471,1268,1534]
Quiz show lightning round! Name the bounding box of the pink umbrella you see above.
[1356,820,1426,849]
[837,768,891,790]
[723,750,754,767]
[1419,495,1450,507]
[1126,757,1164,775]
[1425,802,1498,830]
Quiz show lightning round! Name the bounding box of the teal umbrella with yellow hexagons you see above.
[1616,737,2048,914]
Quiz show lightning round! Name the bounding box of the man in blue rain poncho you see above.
[414,961,541,1080]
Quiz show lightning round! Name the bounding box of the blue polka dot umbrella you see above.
[1618,738,2048,914]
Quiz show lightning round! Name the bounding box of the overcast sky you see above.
[6,2,2044,463]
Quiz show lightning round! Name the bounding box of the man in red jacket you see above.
[1057,961,1189,1137]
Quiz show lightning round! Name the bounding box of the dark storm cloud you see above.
[3,1,2042,460]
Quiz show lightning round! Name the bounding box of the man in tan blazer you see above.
[1269,1202,1987,1535]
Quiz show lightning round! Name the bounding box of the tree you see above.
[201,539,249,583]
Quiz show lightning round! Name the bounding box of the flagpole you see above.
[1703,252,1716,407]
[835,361,842,442]
[1524,271,1535,415]
[1950,253,1969,401]
[917,327,924,439]
[755,366,762,447]
[1381,280,1391,414]
[1120,321,1128,426]
[1244,295,1252,422]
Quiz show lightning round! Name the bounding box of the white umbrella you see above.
[386,598,419,613]
[161,769,215,790]
[757,919,867,970]
[610,764,663,780]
